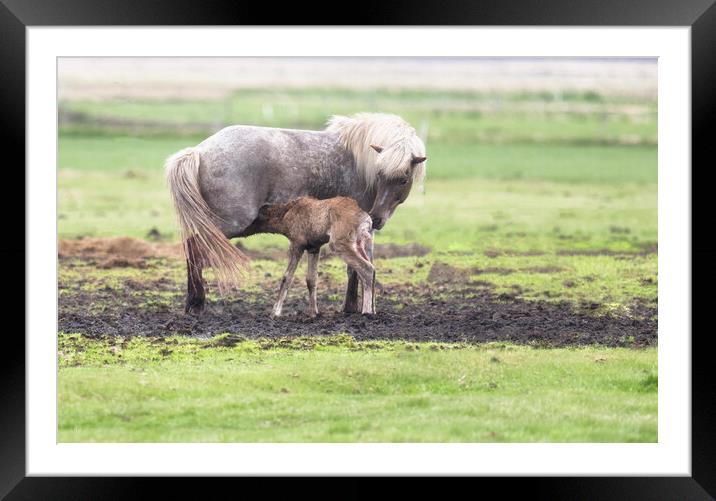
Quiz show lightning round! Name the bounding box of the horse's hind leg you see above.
[305,249,320,317]
[185,236,206,315]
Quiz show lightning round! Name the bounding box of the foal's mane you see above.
[325,112,426,189]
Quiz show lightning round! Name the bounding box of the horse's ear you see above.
[411,156,427,165]
[370,144,383,154]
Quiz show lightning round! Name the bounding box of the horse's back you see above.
[192,125,328,236]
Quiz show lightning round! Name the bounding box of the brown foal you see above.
[254,196,375,317]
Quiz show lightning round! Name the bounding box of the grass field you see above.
[58,84,658,442]
[59,334,656,442]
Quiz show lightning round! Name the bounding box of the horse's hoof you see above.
[185,302,205,316]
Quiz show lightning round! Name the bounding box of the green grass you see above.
[58,334,657,442]
[58,135,192,172]
[60,87,657,147]
[58,136,656,249]
[59,134,657,184]
[429,142,656,183]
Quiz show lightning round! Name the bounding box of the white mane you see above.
[325,112,426,189]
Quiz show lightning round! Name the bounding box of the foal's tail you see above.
[165,147,248,292]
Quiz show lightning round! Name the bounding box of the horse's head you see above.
[325,113,427,230]
[368,144,426,230]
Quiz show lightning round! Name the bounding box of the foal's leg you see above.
[364,231,375,312]
[305,249,320,317]
[272,244,303,317]
[185,236,206,315]
[344,230,375,313]
[358,262,375,315]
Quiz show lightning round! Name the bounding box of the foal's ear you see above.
[411,156,427,165]
[370,144,384,154]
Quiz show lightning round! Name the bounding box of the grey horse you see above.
[165,112,427,314]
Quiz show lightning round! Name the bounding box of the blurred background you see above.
[57,57,657,254]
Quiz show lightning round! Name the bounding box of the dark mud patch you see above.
[467,280,494,287]
[470,266,564,276]
[484,249,546,258]
[59,277,657,348]
[473,267,515,275]
[97,257,149,269]
[557,243,657,257]
[523,266,565,274]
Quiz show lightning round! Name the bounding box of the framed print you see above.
[4,0,715,497]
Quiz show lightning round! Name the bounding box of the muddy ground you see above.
[58,237,657,347]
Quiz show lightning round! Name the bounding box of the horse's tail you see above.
[165,147,248,292]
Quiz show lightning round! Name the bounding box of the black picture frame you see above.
[4,0,714,497]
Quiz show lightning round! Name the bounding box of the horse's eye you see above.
[400,178,409,185]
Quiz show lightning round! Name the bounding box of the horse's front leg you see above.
[343,267,360,313]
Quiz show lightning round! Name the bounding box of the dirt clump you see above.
[59,237,182,261]
[373,243,431,259]
[146,228,165,241]
[427,262,469,284]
